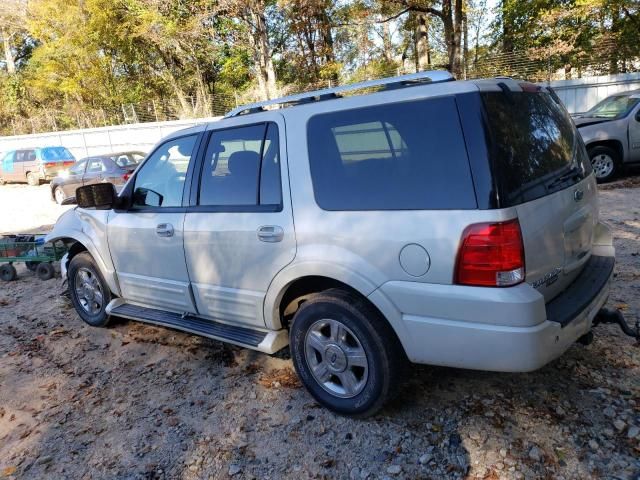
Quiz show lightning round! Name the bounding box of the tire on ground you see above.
[289,288,405,418]
[25,261,40,272]
[589,145,620,183]
[54,186,66,204]
[36,262,55,280]
[68,252,112,327]
[26,172,39,186]
[0,264,17,281]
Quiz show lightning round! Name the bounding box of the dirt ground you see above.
[0,181,639,480]
[0,184,72,235]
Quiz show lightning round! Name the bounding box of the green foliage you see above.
[0,0,639,135]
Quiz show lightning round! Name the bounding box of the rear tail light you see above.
[455,219,525,287]
[44,162,56,168]
[63,161,75,167]
[122,173,131,181]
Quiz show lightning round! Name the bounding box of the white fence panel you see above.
[0,117,221,160]
[549,72,640,114]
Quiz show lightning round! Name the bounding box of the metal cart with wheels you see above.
[0,234,67,281]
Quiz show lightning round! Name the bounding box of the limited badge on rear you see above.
[530,267,562,289]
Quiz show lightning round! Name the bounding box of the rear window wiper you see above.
[547,166,582,190]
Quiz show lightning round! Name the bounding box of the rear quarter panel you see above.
[264,84,518,329]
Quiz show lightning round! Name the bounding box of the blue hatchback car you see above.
[0,146,76,185]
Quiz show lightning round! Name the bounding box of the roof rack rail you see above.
[225,70,454,118]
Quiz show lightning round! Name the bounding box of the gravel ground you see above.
[0,182,639,480]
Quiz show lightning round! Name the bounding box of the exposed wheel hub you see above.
[83,284,96,302]
[324,344,347,373]
[304,318,369,398]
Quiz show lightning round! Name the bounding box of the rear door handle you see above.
[156,223,174,237]
[257,225,284,243]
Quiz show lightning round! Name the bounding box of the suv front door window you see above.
[132,136,196,208]
[107,134,200,313]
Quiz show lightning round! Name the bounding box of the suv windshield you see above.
[583,94,640,119]
[482,91,592,207]
[41,147,74,161]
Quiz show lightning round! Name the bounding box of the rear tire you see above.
[289,289,404,417]
[589,146,619,183]
[0,264,17,281]
[36,262,55,280]
[26,172,39,186]
[54,186,66,204]
[68,252,111,327]
[25,261,40,272]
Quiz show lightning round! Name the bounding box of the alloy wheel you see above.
[304,318,369,398]
[74,267,104,315]
[591,153,614,179]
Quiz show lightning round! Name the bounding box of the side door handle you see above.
[156,223,174,237]
[257,225,284,243]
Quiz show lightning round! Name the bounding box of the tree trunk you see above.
[463,7,468,78]
[382,21,393,63]
[451,0,464,78]
[609,4,621,74]
[249,8,277,100]
[1,29,15,74]
[416,13,431,70]
[501,0,514,53]
[440,0,459,76]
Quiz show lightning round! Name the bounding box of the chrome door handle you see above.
[156,223,174,237]
[257,225,284,243]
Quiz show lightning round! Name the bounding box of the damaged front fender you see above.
[46,208,120,296]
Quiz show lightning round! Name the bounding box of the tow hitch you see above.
[593,308,640,344]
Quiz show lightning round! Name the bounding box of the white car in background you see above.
[574,89,640,182]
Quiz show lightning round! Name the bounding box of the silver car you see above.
[47,73,617,416]
[574,89,640,182]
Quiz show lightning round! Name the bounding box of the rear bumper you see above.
[377,254,614,372]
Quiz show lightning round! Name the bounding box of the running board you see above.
[106,300,288,354]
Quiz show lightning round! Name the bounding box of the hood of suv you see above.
[573,116,613,128]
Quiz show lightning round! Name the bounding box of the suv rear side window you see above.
[307,97,476,210]
[482,91,592,206]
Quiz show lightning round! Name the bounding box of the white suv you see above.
[48,72,616,416]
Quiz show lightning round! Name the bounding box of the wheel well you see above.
[278,275,409,360]
[586,140,624,161]
[66,241,88,261]
[279,276,346,328]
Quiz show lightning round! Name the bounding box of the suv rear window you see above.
[482,91,592,207]
[307,97,476,210]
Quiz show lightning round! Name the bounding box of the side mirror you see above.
[132,187,164,207]
[635,110,640,122]
[76,183,117,210]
